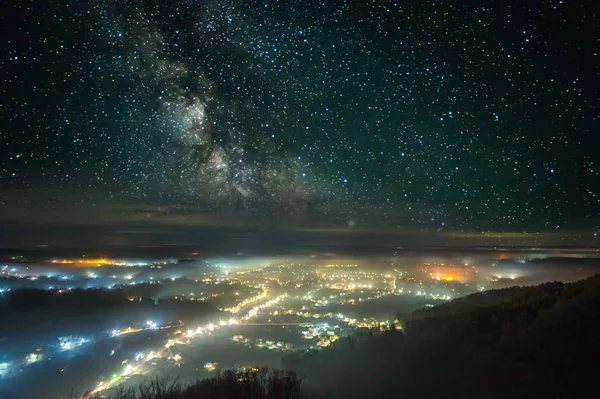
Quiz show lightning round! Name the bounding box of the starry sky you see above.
[1,0,599,251]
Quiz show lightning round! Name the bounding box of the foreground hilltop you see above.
[84,274,600,399]
[289,273,600,398]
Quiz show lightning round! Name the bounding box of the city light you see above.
[0,254,554,398]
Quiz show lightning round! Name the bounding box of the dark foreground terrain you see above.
[82,274,600,399]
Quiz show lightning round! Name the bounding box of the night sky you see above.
[1,0,599,251]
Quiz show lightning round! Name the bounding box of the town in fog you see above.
[1,248,598,398]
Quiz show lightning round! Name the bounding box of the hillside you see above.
[75,369,302,399]
[286,274,600,398]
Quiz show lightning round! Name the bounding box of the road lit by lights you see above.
[111,324,179,337]
[84,293,286,397]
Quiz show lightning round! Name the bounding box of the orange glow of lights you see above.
[50,258,114,266]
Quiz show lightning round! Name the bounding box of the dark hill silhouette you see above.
[286,274,600,398]
[78,369,302,399]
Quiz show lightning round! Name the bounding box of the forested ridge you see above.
[287,274,600,398]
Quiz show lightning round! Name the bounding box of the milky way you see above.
[1,0,599,232]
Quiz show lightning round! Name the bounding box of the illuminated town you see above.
[1,249,598,398]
